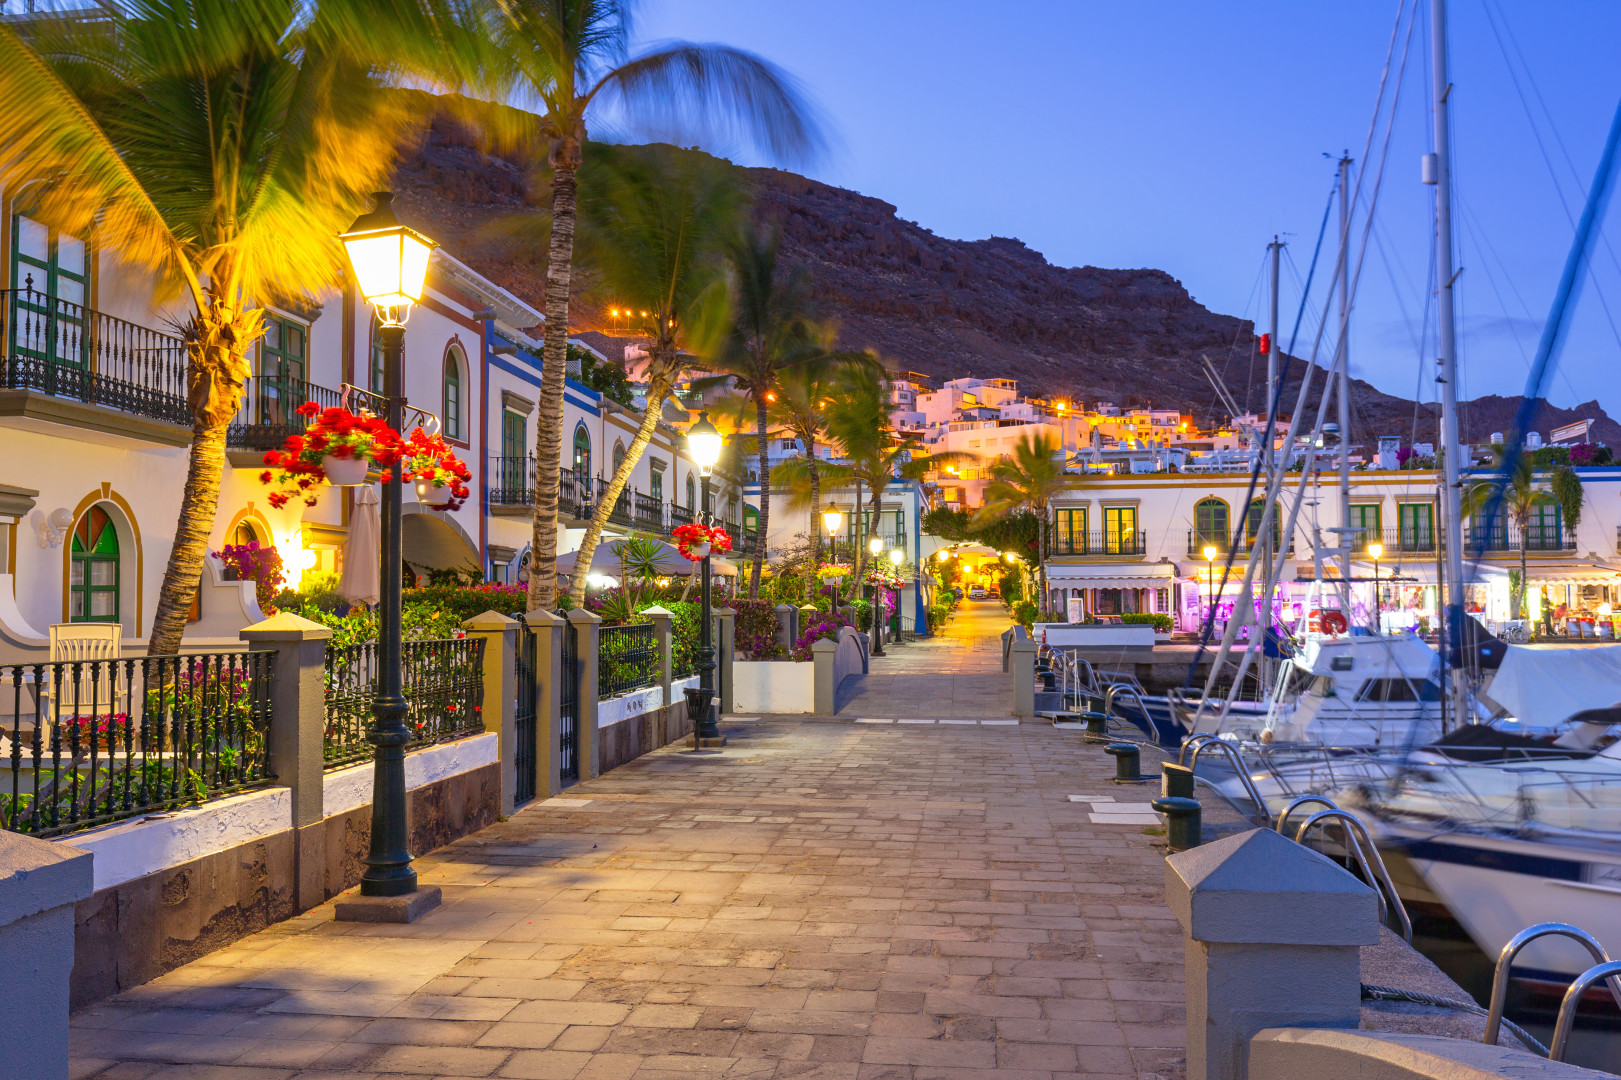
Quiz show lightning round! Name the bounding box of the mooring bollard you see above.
[1161,761,1195,799]
[1153,795,1202,851]
[1081,712,1110,742]
[1105,742,1144,782]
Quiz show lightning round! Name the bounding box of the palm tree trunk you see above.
[148,421,231,655]
[750,394,769,598]
[1519,537,1529,621]
[566,372,675,605]
[806,439,821,567]
[528,146,580,611]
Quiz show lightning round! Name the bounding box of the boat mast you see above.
[1263,237,1283,687]
[1430,0,1468,724]
[1336,152,1355,606]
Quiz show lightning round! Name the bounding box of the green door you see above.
[11,214,87,372]
[69,507,119,623]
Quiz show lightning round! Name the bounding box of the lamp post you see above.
[1368,541,1384,632]
[338,192,436,910]
[1202,544,1218,634]
[868,534,886,655]
[686,412,724,746]
[820,505,843,605]
[889,545,905,642]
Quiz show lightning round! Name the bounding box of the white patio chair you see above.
[40,624,125,752]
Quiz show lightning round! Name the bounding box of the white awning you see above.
[1046,563,1181,589]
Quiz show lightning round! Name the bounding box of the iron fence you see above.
[0,651,274,837]
[323,637,486,769]
[599,623,659,698]
[489,454,535,506]
[0,282,189,425]
[228,377,386,451]
[514,623,538,804]
[560,469,591,518]
[1466,522,1575,553]
[633,491,665,532]
[1052,530,1148,557]
[559,620,579,781]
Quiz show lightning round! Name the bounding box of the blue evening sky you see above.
[629,1,1621,423]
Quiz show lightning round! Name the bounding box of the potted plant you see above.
[400,428,472,510]
[816,562,852,587]
[673,522,732,562]
[259,403,402,508]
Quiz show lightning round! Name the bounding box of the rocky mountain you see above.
[392,114,1620,449]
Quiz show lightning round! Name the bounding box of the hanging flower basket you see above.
[401,428,472,511]
[259,403,402,509]
[673,522,732,562]
[816,563,852,586]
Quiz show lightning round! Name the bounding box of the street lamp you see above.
[1202,544,1218,633]
[889,546,905,643]
[687,412,724,746]
[868,535,886,655]
[339,192,436,910]
[1368,541,1384,632]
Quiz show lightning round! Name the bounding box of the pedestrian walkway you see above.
[837,600,1015,720]
[69,712,1186,1080]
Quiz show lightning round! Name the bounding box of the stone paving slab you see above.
[69,714,1187,1080]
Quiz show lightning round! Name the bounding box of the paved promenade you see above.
[70,605,1187,1080]
[837,600,1013,719]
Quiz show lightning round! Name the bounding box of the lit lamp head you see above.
[888,547,904,567]
[340,192,435,327]
[821,506,843,536]
[1202,544,1218,563]
[1003,551,1016,564]
[937,549,950,562]
[687,412,723,477]
[1368,541,1383,561]
[869,535,884,557]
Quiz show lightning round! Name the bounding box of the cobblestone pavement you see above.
[837,600,1012,719]
[69,713,1186,1080]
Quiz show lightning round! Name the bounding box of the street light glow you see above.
[869,535,884,556]
[1367,541,1384,561]
[889,547,904,566]
[821,507,843,535]
[687,412,723,476]
[1202,544,1217,562]
[340,192,435,325]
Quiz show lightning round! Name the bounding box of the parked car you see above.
[987,587,1000,599]
[968,586,988,600]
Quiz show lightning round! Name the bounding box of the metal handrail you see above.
[1187,738,1270,825]
[1294,809,1412,942]
[1486,923,1619,1048]
[1166,686,1205,731]
[1551,960,1621,1062]
[1177,732,1221,766]
[1275,794,1340,836]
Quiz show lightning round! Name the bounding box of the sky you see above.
[627,0,1621,423]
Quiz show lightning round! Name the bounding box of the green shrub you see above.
[1121,613,1173,633]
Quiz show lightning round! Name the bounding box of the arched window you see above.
[443,346,464,441]
[70,506,119,623]
[1245,498,1281,548]
[686,474,696,510]
[612,439,626,478]
[228,519,261,548]
[572,424,592,477]
[1194,498,1229,550]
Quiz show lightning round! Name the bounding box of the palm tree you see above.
[974,432,1070,608]
[1462,449,1584,619]
[0,0,477,655]
[473,0,822,609]
[563,144,738,605]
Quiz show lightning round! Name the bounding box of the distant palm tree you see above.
[0,0,476,654]
[563,145,738,605]
[975,432,1069,607]
[1462,449,1584,619]
[472,0,823,609]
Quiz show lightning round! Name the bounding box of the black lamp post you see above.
[686,412,724,746]
[867,534,886,656]
[339,192,436,906]
[1368,541,1384,632]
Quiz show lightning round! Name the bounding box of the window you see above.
[1398,503,1434,551]
[443,347,464,441]
[1354,678,1441,703]
[228,520,261,548]
[1194,498,1229,549]
[501,410,526,461]
[1104,506,1137,554]
[686,474,696,510]
[69,506,119,623]
[650,468,663,501]
[612,439,626,478]
[368,318,386,393]
[572,424,592,477]
[1349,504,1381,551]
[1528,501,1563,550]
[1054,508,1087,554]
[1245,499,1281,548]
[11,214,87,368]
[260,315,307,424]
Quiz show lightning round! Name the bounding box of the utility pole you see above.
[1336,152,1355,607]
[1430,0,1469,726]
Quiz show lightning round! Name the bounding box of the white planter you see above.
[689,542,712,559]
[415,480,455,508]
[321,454,369,486]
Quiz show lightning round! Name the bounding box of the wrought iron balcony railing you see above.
[1051,530,1148,557]
[228,376,386,451]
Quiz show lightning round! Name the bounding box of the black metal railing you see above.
[559,619,579,781]
[669,504,695,529]
[1051,530,1148,557]
[1186,530,1293,557]
[1466,522,1575,553]
[227,377,386,451]
[0,651,273,837]
[633,491,665,532]
[1354,525,1436,554]
[0,283,189,426]
[322,637,486,769]
[514,622,538,805]
[599,623,659,698]
[602,481,632,527]
[490,455,535,506]
[560,469,591,518]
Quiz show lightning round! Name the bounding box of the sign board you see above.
[1067,597,1085,623]
[1551,419,1593,444]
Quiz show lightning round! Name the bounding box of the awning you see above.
[1046,563,1181,590]
[1517,562,1621,586]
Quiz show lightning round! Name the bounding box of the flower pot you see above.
[416,480,455,508]
[321,454,369,486]
[689,542,712,559]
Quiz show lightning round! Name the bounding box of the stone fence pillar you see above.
[1009,638,1037,717]
[643,605,675,705]
[461,611,518,817]
[1166,828,1379,1080]
[812,637,837,716]
[0,832,92,1079]
[774,603,798,652]
[714,606,736,715]
[567,608,602,781]
[240,611,331,912]
[525,609,565,799]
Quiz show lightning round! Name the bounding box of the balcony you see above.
[228,376,386,451]
[632,491,665,532]
[1466,522,1575,554]
[1051,530,1147,557]
[1357,526,1436,555]
[489,455,534,506]
[0,285,189,427]
[1186,530,1295,557]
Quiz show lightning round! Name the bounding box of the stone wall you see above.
[69,762,498,1009]
[598,702,694,775]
